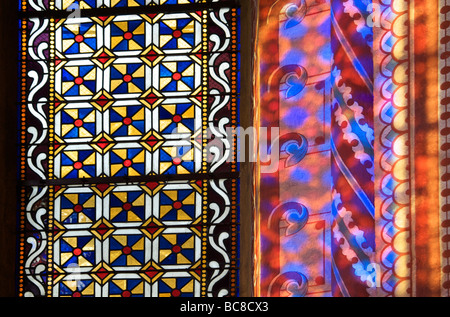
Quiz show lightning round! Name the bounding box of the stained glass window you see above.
[18,0,240,297]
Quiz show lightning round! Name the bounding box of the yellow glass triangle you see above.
[114,235,127,246]
[159,119,172,131]
[162,278,177,289]
[163,20,177,29]
[163,234,177,245]
[79,85,93,96]
[110,164,123,176]
[183,192,196,205]
[109,250,123,263]
[182,21,195,34]
[160,77,172,89]
[128,82,142,93]
[61,166,74,178]
[132,237,145,250]
[177,253,191,265]
[181,236,194,249]
[110,207,123,220]
[177,80,191,91]
[114,21,128,32]
[181,279,194,292]
[62,82,75,95]
[62,39,75,53]
[79,127,93,138]
[64,193,79,204]
[177,38,191,49]
[110,122,122,134]
[129,40,143,50]
[159,162,172,174]
[84,110,96,122]
[159,249,171,262]
[182,64,194,77]
[177,210,192,221]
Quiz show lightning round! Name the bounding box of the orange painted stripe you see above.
[413,0,442,297]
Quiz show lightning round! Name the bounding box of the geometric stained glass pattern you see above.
[18,0,240,297]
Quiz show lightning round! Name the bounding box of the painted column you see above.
[256,0,333,297]
[330,0,376,297]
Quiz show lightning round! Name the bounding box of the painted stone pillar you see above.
[330,0,376,297]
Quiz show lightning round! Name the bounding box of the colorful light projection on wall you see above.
[256,0,333,297]
[255,0,449,297]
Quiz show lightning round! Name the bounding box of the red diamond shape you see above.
[95,267,110,281]
[53,226,62,236]
[55,57,62,67]
[97,52,111,65]
[95,223,109,236]
[96,183,110,193]
[144,266,158,279]
[144,222,159,235]
[94,94,110,108]
[145,93,158,106]
[146,182,159,191]
[145,50,158,62]
[96,137,109,149]
[195,134,202,144]
[145,135,158,147]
